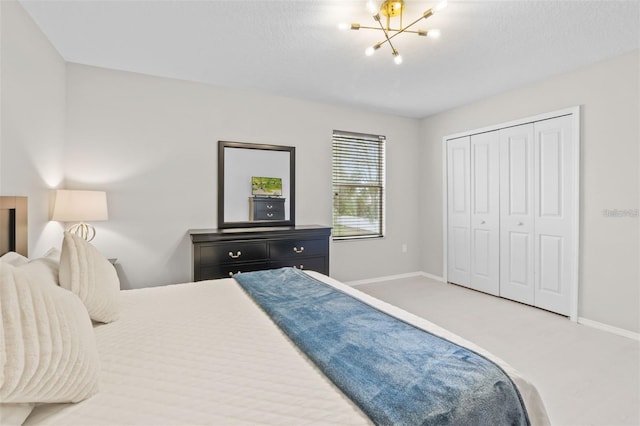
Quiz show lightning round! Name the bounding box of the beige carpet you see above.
[355,275,640,426]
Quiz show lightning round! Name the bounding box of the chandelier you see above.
[342,0,448,64]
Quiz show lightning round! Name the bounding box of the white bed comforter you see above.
[25,272,549,425]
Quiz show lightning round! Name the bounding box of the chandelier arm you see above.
[365,7,436,47]
[374,14,398,55]
[369,29,415,48]
[372,38,390,49]
[388,8,434,40]
[356,26,427,34]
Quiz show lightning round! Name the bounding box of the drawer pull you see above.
[228,251,242,259]
[267,213,274,218]
[228,271,241,277]
[293,247,304,254]
[266,204,273,209]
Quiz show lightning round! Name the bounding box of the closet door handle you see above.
[517,222,524,226]
[480,220,486,225]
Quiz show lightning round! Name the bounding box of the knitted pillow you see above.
[0,263,100,404]
[59,232,120,323]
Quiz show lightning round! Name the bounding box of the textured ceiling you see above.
[18,0,640,118]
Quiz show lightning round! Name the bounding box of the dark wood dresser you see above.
[189,225,331,281]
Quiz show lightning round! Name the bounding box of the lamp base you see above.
[68,222,96,242]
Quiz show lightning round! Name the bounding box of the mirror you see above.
[218,141,295,228]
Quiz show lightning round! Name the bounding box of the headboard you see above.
[0,196,28,256]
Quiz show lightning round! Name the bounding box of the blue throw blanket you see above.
[234,268,530,426]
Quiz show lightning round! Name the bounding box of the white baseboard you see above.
[578,317,640,341]
[421,272,445,282]
[347,271,425,286]
[347,271,444,286]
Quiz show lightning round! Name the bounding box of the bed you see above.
[0,200,550,425]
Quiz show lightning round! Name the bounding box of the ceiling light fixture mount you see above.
[343,0,447,64]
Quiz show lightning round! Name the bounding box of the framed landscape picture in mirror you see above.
[218,141,295,228]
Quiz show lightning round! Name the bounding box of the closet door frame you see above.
[446,137,472,287]
[442,106,581,321]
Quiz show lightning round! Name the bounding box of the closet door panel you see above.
[534,115,574,315]
[507,231,531,285]
[452,227,470,273]
[447,137,471,286]
[538,235,562,292]
[470,131,500,295]
[500,124,535,304]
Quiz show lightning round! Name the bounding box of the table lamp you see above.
[52,189,108,241]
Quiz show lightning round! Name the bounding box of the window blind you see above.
[332,130,385,240]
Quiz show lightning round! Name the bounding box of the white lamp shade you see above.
[52,190,108,222]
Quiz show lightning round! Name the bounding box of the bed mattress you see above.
[25,272,549,425]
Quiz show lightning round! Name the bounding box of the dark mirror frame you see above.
[218,141,296,229]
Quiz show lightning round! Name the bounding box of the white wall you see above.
[4,0,636,334]
[420,50,640,333]
[0,0,65,256]
[64,64,422,288]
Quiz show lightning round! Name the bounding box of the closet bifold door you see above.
[499,124,535,305]
[533,115,574,316]
[446,110,577,317]
[446,137,471,287]
[469,131,500,296]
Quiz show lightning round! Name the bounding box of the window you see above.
[332,130,385,240]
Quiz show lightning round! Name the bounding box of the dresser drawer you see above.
[251,198,286,221]
[198,241,268,265]
[199,261,269,280]
[190,226,331,282]
[270,238,327,258]
[270,256,327,274]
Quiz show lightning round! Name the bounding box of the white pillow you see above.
[0,262,100,404]
[0,403,35,426]
[59,232,120,323]
[0,252,28,267]
[17,249,61,286]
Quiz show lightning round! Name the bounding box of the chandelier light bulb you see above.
[393,53,403,64]
[337,22,349,30]
[435,1,448,12]
[427,29,441,38]
[365,46,376,56]
[366,0,379,14]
